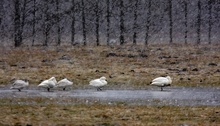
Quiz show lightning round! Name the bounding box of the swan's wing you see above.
[39,79,49,84]
[38,83,48,88]
[57,79,73,87]
[38,80,53,88]
[151,77,169,86]
[89,79,103,87]
[152,77,168,83]
[11,80,27,88]
[47,81,56,88]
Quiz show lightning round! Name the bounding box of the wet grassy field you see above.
[0,97,219,126]
[0,44,220,87]
[0,44,220,125]
[0,104,219,125]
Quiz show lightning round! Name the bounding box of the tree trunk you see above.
[0,1,2,26]
[119,0,125,45]
[184,0,188,44]
[43,0,50,46]
[168,0,173,44]
[56,0,61,46]
[132,0,138,45]
[81,0,86,46]
[197,0,201,45]
[71,0,75,45]
[20,0,27,46]
[32,0,36,46]
[95,0,100,46]
[106,0,110,45]
[145,0,151,45]
[208,0,212,44]
[14,0,22,47]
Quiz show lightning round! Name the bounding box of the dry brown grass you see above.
[0,44,220,125]
[0,100,219,126]
[0,44,220,88]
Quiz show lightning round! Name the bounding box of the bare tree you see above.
[1,0,220,46]
[208,0,213,44]
[81,0,86,46]
[168,0,173,44]
[119,0,125,45]
[145,0,151,45]
[184,0,188,44]
[197,0,201,44]
[43,0,50,46]
[0,0,4,39]
[20,0,28,43]
[32,0,36,46]
[56,0,61,46]
[132,0,138,45]
[13,0,31,47]
[106,0,110,45]
[71,0,76,45]
[0,0,2,26]
[95,0,100,46]
[14,0,22,47]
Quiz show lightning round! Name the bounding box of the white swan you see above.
[10,79,29,91]
[56,78,73,90]
[89,76,107,91]
[150,76,172,91]
[38,77,57,92]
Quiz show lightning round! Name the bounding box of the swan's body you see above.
[56,78,73,90]
[10,79,29,91]
[89,76,107,91]
[38,77,57,92]
[150,76,172,91]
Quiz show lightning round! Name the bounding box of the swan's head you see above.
[166,76,172,84]
[100,76,106,80]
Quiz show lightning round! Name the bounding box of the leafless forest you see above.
[0,0,220,47]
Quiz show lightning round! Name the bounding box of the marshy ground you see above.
[0,44,220,125]
[0,101,219,126]
[0,44,220,87]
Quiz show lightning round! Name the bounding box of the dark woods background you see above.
[0,0,219,47]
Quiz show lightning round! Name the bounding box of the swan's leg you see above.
[97,87,102,91]
[161,87,163,91]
[63,88,66,91]
[18,89,21,92]
[47,88,50,92]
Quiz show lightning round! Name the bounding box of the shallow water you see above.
[0,87,220,106]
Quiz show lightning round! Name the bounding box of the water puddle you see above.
[0,87,219,106]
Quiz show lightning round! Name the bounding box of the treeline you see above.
[0,0,220,47]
